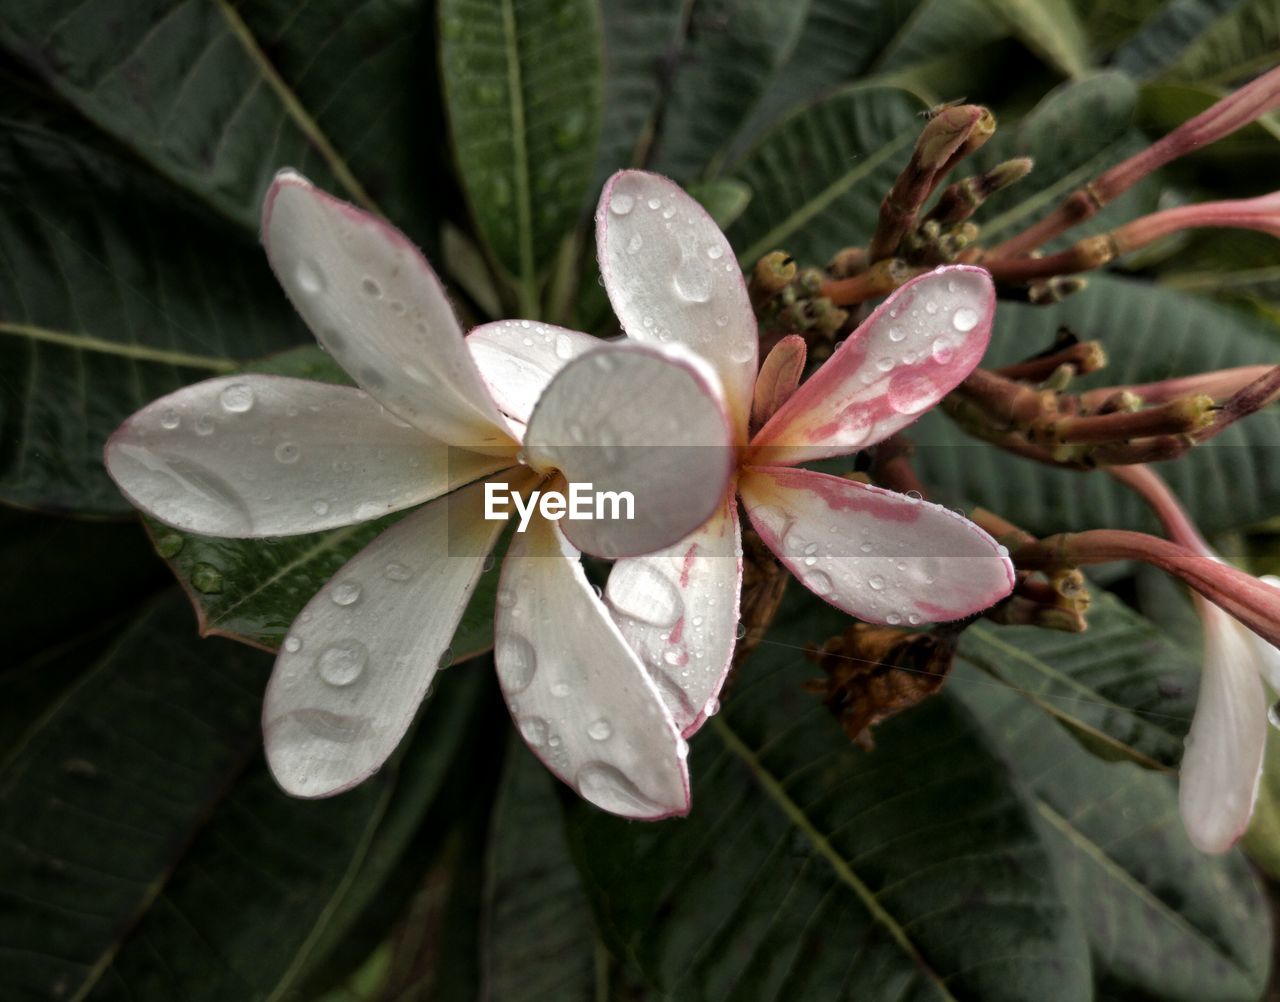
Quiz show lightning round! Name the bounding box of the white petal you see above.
[739,466,1015,623]
[105,375,507,537]
[1179,600,1268,854]
[262,474,523,797]
[524,343,735,559]
[750,266,995,466]
[606,492,741,736]
[263,170,516,454]
[597,170,757,439]
[1246,575,1280,693]
[467,320,600,423]
[495,511,690,819]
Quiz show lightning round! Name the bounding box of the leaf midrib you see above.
[0,321,237,371]
[498,0,537,306]
[711,715,958,1001]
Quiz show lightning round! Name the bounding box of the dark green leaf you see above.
[687,178,753,230]
[724,84,922,267]
[568,597,1091,1001]
[1161,0,1280,85]
[914,275,1280,534]
[0,0,372,229]
[0,73,307,513]
[480,739,596,1001]
[960,592,1197,768]
[955,661,1271,1001]
[647,0,813,180]
[439,0,603,309]
[1112,0,1250,79]
[0,592,487,1002]
[981,0,1092,78]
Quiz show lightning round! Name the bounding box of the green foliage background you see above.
[2,1,1279,999]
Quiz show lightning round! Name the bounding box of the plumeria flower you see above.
[471,171,1017,737]
[104,170,739,820]
[1110,467,1280,853]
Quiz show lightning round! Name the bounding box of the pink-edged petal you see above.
[1179,599,1268,854]
[495,510,690,819]
[750,266,994,466]
[105,375,507,537]
[597,170,757,439]
[751,334,806,431]
[467,320,601,423]
[605,492,742,737]
[524,343,735,559]
[739,466,1014,623]
[263,170,516,455]
[263,473,527,797]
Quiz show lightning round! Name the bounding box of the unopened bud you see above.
[753,251,796,295]
[916,105,987,173]
[827,246,866,279]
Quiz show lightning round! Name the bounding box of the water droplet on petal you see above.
[316,641,367,686]
[284,635,302,653]
[219,383,254,413]
[274,441,301,464]
[931,337,956,364]
[868,575,885,591]
[627,234,643,253]
[952,307,979,332]
[160,410,180,430]
[554,333,576,359]
[610,193,635,216]
[886,371,936,415]
[295,259,325,294]
[521,716,549,745]
[706,245,724,260]
[588,718,613,741]
[312,499,330,516]
[805,570,833,595]
[331,581,362,606]
[361,276,382,298]
[735,621,747,640]
[496,633,537,693]
[384,561,413,581]
[887,327,905,343]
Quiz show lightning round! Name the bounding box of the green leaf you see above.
[568,597,1092,1001]
[724,84,922,267]
[480,740,597,1000]
[0,591,485,1001]
[150,514,509,660]
[971,72,1145,246]
[686,178,753,229]
[871,0,1012,77]
[439,0,603,311]
[980,0,1092,78]
[0,0,377,230]
[647,0,813,180]
[1161,0,1280,85]
[955,661,1271,1001]
[1139,81,1280,167]
[914,275,1280,534]
[1112,0,1249,79]
[960,592,1197,768]
[594,0,685,182]
[0,72,307,514]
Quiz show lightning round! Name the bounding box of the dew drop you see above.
[284,635,302,653]
[886,372,936,416]
[886,611,903,625]
[588,718,613,741]
[925,300,939,315]
[160,410,180,430]
[887,326,906,343]
[554,333,576,359]
[193,414,216,436]
[647,198,661,210]
[673,256,713,303]
[331,580,362,606]
[610,193,635,216]
[735,621,747,640]
[274,441,301,464]
[875,356,895,373]
[191,563,223,594]
[952,307,979,332]
[439,647,454,669]
[316,641,367,686]
[805,570,833,595]
[868,575,885,591]
[384,561,413,581]
[496,633,537,692]
[676,738,690,760]
[729,339,754,363]
[312,499,330,516]
[361,276,382,298]
[705,697,720,717]
[1269,700,1280,731]
[295,259,325,294]
[931,337,956,364]
[627,234,643,254]
[859,541,874,554]
[521,716,549,745]
[219,383,254,413]
[706,245,724,260]
[551,680,571,698]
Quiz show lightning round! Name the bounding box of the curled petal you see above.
[1180,600,1268,854]
[606,492,741,736]
[739,466,1014,623]
[467,320,600,424]
[750,266,994,466]
[751,334,807,431]
[597,170,757,439]
[263,170,516,455]
[262,473,525,797]
[105,375,506,537]
[524,343,735,559]
[495,511,690,819]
